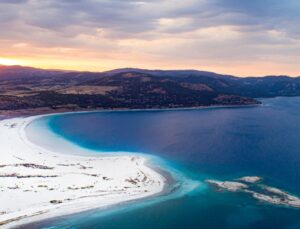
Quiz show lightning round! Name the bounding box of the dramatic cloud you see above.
[0,0,300,76]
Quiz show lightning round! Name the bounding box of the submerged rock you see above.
[206,177,300,208]
[237,176,262,184]
[206,180,248,192]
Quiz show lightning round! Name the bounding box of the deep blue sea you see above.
[27,97,300,229]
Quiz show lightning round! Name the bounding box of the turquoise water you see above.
[27,97,300,228]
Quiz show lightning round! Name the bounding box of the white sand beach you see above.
[0,116,166,228]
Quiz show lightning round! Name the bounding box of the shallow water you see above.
[27,97,300,228]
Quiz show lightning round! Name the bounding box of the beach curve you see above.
[0,115,167,228]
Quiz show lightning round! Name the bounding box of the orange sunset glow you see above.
[1,0,300,76]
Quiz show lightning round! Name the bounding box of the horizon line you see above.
[0,64,299,78]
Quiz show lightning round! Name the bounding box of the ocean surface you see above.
[27,97,300,229]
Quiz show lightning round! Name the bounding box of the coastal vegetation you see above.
[1,65,300,115]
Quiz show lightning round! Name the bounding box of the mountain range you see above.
[1,65,300,114]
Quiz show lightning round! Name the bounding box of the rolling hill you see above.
[0,65,299,114]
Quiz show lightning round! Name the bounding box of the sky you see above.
[0,0,300,76]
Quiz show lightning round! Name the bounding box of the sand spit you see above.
[0,117,166,228]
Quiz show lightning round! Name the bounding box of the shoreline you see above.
[0,103,261,120]
[21,158,181,229]
[0,114,171,228]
